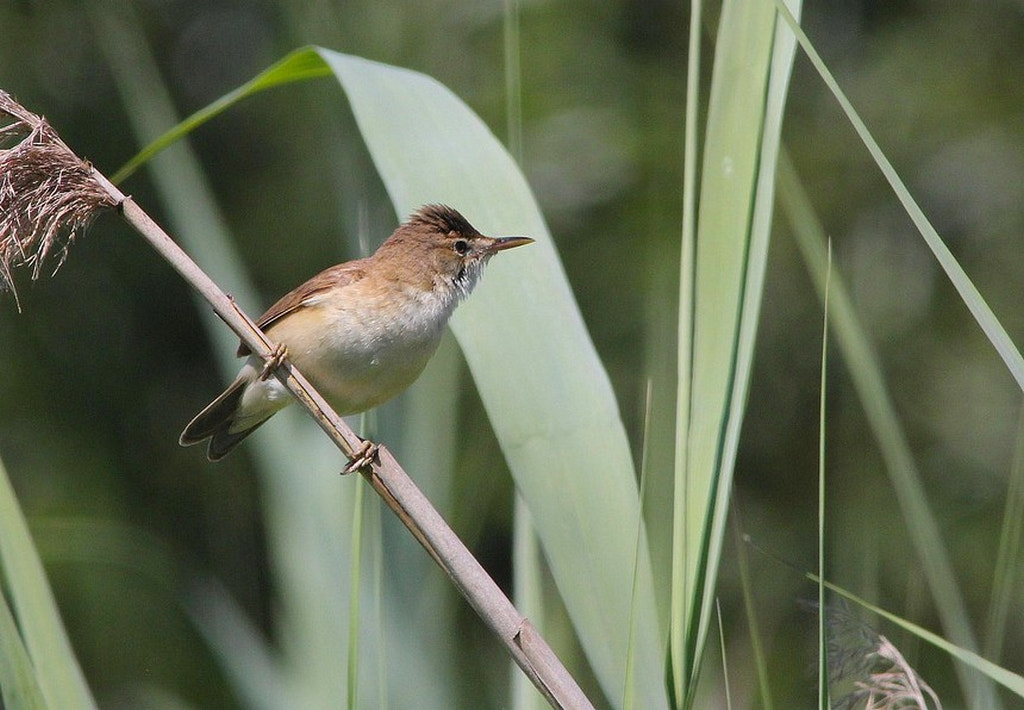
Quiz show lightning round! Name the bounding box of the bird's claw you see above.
[259,343,288,381]
[342,438,379,475]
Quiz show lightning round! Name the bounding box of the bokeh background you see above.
[2,1,1024,707]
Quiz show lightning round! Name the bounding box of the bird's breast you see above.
[264,285,454,414]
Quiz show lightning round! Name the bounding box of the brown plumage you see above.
[180,205,532,461]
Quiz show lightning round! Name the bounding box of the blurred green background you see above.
[2,1,1024,707]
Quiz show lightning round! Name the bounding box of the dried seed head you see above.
[819,600,942,710]
[0,90,116,310]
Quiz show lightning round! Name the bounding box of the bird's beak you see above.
[486,236,534,253]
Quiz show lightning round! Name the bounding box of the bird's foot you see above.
[259,343,288,381]
[342,438,379,475]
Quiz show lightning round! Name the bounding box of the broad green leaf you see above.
[318,48,666,708]
[109,41,666,707]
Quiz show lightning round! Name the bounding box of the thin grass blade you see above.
[778,149,998,707]
[669,0,701,700]
[110,46,332,184]
[772,0,1024,392]
[732,514,774,710]
[984,407,1024,660]
[0,456,95,710]
[511,499,546,710]
[823,578,1024,698]
[818,244,831,709]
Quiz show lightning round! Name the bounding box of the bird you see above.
[179,204,533,463]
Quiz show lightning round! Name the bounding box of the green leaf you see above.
[316,47,667,707]
[112,42,667,707]
[0,590,48,710]
[673,0,801,699]
[109,47,332,185]
[772,0,1024,392]
[777,149,998,707]
[0,455,95,709]
[818,244,831,709]
[824,578,1024,698]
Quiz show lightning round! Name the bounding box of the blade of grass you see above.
[0,585,47,710]
[820,577,1024,698]
[0,456,95,710]
[670,0,701,700]
[510,499,546,710]
[368,490,387,710]
[109,48,332,185]
[347,470,366,710]
[984,405,1024,661]
[731,512,773,710]
[772,0,1024,392]
[715,600,732,710]
[623,381,655,710]
[778,148,998,708]
[817,243,831,709]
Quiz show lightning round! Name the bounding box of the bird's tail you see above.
[179,376,269,461]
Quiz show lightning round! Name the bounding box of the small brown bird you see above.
[180,204,532,461]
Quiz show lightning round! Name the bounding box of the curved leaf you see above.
[317,48,666,708]
[113,44,667,707]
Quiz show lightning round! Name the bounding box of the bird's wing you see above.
[236,261,368,357]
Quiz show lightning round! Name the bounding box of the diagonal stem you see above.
[2,88,591,707]
[87,166,592,710]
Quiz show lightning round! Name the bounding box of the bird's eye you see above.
[453,239,470,256]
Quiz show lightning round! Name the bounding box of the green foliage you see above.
[671,1,801,703]
[0,456,94,710]
[3,1,1024,708]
